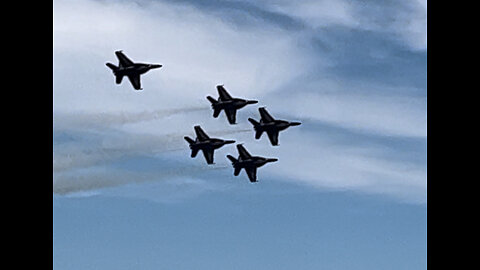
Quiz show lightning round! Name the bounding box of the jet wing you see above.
[225,109,237,124]
[237,144,252,160]
[202,149,214,164]
[266,130,279,146]
[245,167,257,182]
[217,85,233,101]
[115,51,134,67]
[128,74,142,90]
[194,126,210,141]
[259,107,274,122]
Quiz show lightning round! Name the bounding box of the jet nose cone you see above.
[247,100,259,105]
[151,64,162,69]
[267,158,278,163]
[290,122,301,126]
[224,140,236,144]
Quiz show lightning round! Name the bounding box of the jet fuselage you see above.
[114,63,162,76]
[211,98,258,111]
[257,120,291,132]
[234,156,278,169]
[190,138,235,151]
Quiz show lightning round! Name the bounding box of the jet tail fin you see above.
[207,96,221,117]
[106,63,122,83]
[206,96,218,104]
[185,137,199,158]
[184,136,195,145]
[248,118,263,139]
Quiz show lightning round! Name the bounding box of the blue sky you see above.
[54,0,426,269]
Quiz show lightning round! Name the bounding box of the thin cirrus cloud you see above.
[243,0,426,51]
[54,0,426,203]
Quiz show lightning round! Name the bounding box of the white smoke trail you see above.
[54,107,210,130]
[54,127,251,173]
[53,163,230,195]
[53,108,253,195]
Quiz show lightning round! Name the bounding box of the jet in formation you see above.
[184,125,235,164]
[106,50,162,90]
[207,85,258,125]
[227,144,278,182]
[248,107,301,146]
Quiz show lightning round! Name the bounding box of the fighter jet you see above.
[226,144,278,183]
[207,85,258,124]
[248,107,301,146]
[106,50,162,90]
[184,125,235,164]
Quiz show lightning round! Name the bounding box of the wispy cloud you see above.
[270,91,426,138]
[248,0,426,50]
[54,0,426,203]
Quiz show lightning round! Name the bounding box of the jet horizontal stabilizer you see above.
[206,96,218,104]
[248,118,260,126]
[226,155,238,163]
[184,136,195,145]
[105,63,118,72]
[255,130,264,140]
[191,148,199,158]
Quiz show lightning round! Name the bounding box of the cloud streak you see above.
[54,0,426,203]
